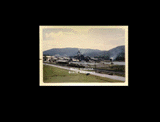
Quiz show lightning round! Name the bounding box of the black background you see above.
[29,22,132,96]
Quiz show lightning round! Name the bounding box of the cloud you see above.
[45,31,76,40]
[63,31,75,35]
[45,31,64,39]
[43,27,126,51]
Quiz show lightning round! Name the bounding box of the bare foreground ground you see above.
[43,63,125,82]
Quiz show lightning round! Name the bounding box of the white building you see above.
[43,56,58,62]
[72,58,79,62]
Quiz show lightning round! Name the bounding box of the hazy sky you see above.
[42,26,126,51]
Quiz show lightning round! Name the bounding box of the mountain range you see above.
[43,45,125,60]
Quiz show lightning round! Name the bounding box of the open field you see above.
[43,62,125,77]
[94,64,125,77]
[43,65,124,83]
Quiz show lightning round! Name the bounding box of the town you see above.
[42,49,126,78]
[43,49,114,67]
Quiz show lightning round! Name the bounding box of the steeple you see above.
[77,49,81,56]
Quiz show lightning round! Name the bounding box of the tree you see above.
[43,55,47,61]
[115,52,125,61]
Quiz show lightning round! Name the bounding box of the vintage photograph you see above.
[39,26,128,86]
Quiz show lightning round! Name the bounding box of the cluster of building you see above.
[43,50,113,64]
[43,55,99,64]
[43,56,69,64]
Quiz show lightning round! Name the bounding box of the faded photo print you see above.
[39,26,128,86]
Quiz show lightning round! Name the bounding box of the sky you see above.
[42,26,126,51]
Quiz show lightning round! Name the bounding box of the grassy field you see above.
[43,65,124,83]
[43,62,125,77]
[99,65,125,72]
